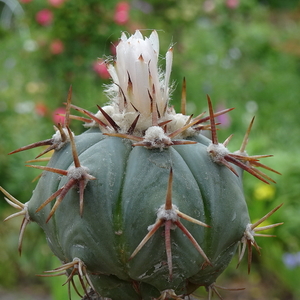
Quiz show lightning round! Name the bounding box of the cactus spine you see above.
[1,31,282,300]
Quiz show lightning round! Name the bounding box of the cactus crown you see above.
[90,30,201,145]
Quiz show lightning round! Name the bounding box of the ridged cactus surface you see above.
[1,31,282,300]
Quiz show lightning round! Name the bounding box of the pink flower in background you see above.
[50,39,64,55]
[114,2,130,25]
[36,9,53,26]
[52,107,66,124]
[93,60,111,79]
[48,0,65,7]
[226,0,239,9]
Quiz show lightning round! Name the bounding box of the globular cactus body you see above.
[1,31,282,300]
[28,128,249,299]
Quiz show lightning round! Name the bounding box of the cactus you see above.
[1,31,283,300]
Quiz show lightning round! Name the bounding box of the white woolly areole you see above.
[144,126,169,142]
[156,204,179,221]
[207,142,230,162]
[234,149,248,157]
[147,204,179,231]
[94,105,115,122]
[143,126,172,148]
[166,113,188,129]
[92,105,199,140]
[94,105,150,134]
[243,223,255,241]
[52,128,74,149]
[23,202,30,222]
[67,166,90,180]
[166,113,197,138]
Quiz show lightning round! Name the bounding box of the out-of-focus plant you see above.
[14,0,134,110]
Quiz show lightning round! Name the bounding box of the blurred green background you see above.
[1,0,300,299]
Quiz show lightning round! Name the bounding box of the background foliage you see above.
[1,0,300,299]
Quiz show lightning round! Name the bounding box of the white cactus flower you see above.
[95,30,193,141]
[106,30,173,118]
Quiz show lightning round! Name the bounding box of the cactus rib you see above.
[129,168,211,279]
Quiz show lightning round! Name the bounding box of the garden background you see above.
[1,0,300,299]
